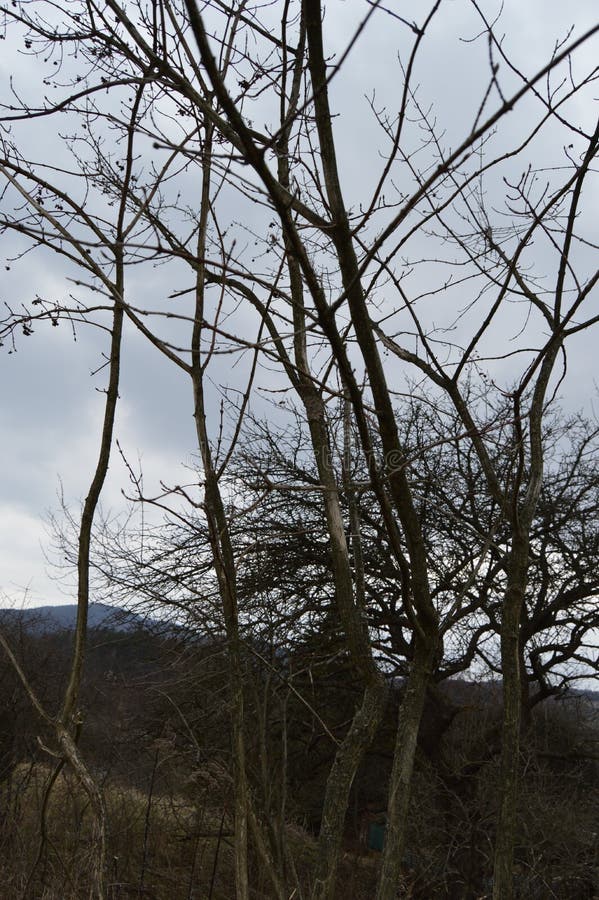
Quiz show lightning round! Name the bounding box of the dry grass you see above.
[0,762,237,899]
[0,762,381,899]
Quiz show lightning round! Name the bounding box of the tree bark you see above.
[376,638,436,900]
[312,679,387,900]
[191,122,250,900]
[492,536,529,900]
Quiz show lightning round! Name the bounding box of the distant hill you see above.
[1,606,597,708]
[0,602,144,634]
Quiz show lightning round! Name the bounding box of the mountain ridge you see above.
[0,602,143,634]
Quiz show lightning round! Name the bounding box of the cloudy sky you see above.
[0,0,597,609]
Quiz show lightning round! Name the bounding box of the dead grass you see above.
[0,762,237,899]
[0,762,380,899]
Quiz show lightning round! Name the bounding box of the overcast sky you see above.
[1,0,597,609]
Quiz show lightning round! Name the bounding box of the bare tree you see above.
[179,5,598,897]
[1,2,597,898]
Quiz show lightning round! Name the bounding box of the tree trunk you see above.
[312,678,387,900]
[492,537,528,900]
[191,121,250,900]
[376,637,435,900]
